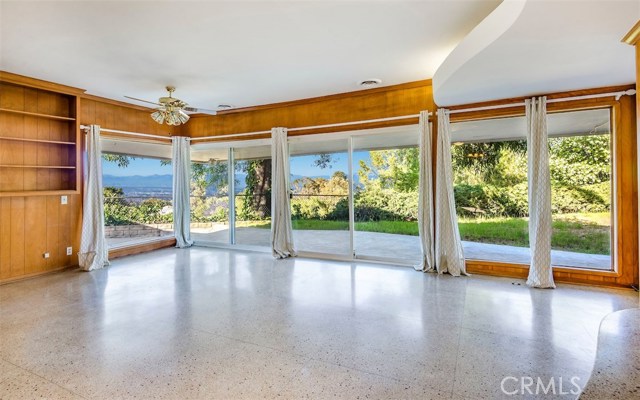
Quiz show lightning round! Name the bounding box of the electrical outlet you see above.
[66,247,73,256]
[43,252,50,259]
[60,195,68,205]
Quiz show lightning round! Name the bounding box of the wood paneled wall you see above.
[0,74,84,283]
[0,195,81,282]
[0,72,175,283]
[622,20,640,289]
[179,80,433,140]
[80,95,177,139]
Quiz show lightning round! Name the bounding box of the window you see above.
[450,108,612,270]
[289,138,350,255]
[190,140,272,249]
[548,109,612,270]
[101,138,173,249]
[352,131,420,263]
[287,125,421,263]
[233,145,272,248]
[190,146,230,244]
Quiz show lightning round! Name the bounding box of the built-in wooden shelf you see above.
[0,189,79,198]
[0,136,76,145]
[0,164,76,169]
[0,107,76,121]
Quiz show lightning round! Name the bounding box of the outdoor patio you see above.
[190,226,612,271]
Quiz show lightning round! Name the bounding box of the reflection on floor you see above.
[193,227,612,270]
[1,247,636,399]
[106,232,174,249]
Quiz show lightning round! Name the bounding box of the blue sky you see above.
[102,152,372,177]
[102,157,172,176]
[290,152,370,177]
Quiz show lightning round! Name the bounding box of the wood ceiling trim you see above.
[0,71,86,96]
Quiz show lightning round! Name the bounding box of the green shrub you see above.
[352,189,418,221]
[454,181,610,219]
[550,183,609,214]
[104,198,172,225]
[454,183,528,218]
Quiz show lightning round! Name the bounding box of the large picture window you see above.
[101,139,174,249]
[450,108,612,270]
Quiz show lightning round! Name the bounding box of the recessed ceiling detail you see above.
[0,0,499,109]
[433,0,639,106]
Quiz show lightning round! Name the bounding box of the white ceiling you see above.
[433,0,640,106]
[0,0,498,109]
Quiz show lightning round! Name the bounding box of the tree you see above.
[102,154,137,168]
[243,159,271,219]
[358,148,419,192]
[103,186,126,205]
[549,135,610,186]
[313,154,336,169]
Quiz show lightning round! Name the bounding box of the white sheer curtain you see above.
[435,109,467,276]
[172,136,194,248]
[78,125,109,271]
[271,127,296,258]
[525,97,555,288]
[415,111,435,272]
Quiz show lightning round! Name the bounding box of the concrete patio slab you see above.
[190,226,611,271]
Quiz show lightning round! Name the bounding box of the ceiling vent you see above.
[217,104,235,110]
[358,78,382,88]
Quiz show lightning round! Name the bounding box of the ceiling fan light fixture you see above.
[151,110,165,124]
[166,112,180,126]
[141,87,206,126]
[178,109,190,124]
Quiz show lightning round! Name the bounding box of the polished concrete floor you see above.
[579,308,640,399]
[0,247,637,399]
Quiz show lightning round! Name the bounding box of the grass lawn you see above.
[241,212,610,255]
[458,213,610,255]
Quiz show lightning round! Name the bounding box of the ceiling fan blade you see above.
[184,106,217,115]
[124,95,163,106]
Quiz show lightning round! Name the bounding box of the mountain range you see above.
[103,173,331,189]
[103,174,173,188]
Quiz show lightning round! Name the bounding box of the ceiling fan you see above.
[125,86,217,126]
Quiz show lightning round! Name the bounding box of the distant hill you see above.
[103,173,350,192]
[103,174,172,188]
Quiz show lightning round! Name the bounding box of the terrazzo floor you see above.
[0,247,637,399]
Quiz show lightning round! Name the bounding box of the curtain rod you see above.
[448,89,636,115]
[188,113,427,142]
[80,125,172,140]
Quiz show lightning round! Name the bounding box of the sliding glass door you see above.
[190,153,230,245]
[351,130,421,263]
[233,144,272,249]
[289,137,351,256]
[190,140,273,249]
